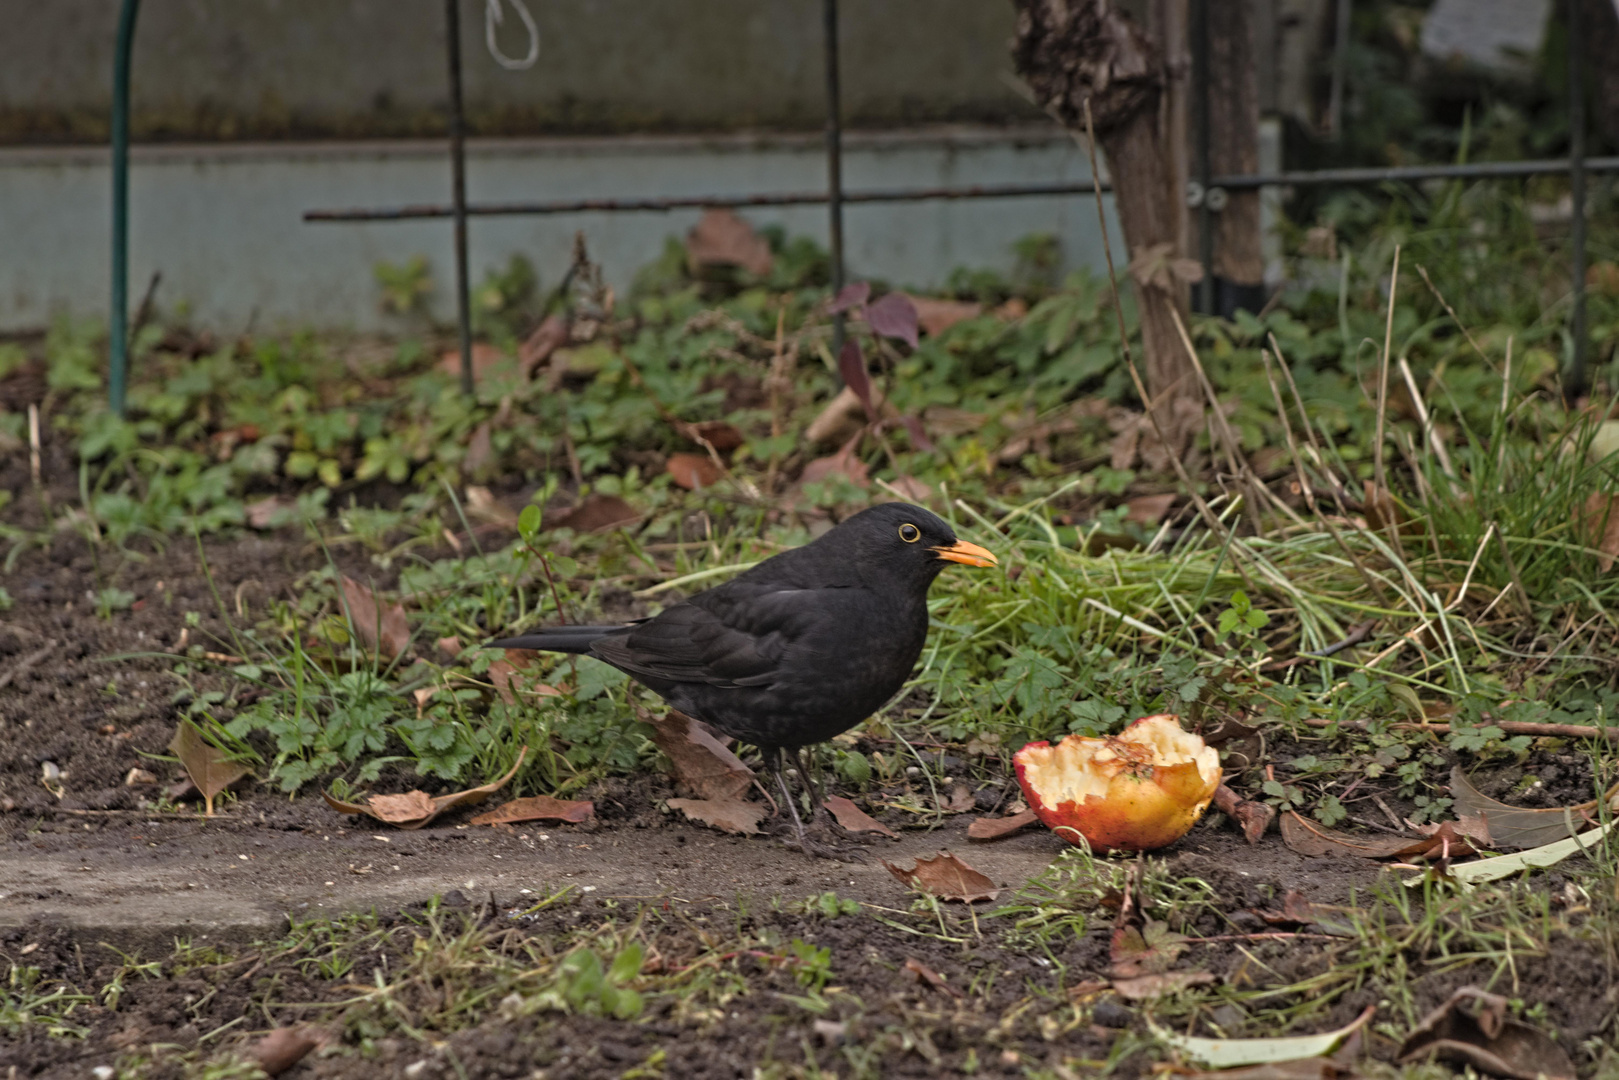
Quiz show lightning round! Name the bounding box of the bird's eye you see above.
[898,523,921,543]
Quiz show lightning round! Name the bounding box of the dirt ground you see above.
[4,491,1617,1077]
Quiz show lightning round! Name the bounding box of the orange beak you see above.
[931,539,998,568]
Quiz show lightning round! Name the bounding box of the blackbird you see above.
[487,501,997,852]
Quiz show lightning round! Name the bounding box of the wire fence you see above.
[106,0,1613,414]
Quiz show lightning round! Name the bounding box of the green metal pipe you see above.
[110,0,141,417]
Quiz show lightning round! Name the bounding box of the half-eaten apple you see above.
[1014,715,1221,853]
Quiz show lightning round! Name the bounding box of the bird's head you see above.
[832,502,997,588]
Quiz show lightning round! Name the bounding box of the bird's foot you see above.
[776,814,868,862]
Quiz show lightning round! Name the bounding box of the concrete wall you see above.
[1,0,1036,142]
[0,127,1120,333]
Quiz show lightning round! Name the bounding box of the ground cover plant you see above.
[5,177,1619,1077]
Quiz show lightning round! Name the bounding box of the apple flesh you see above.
[1014,715,1221,853]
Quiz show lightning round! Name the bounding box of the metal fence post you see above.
[109,0,142,418]
[446,0,475,396]
[1568,0,1589,398]
[823,0,846,356]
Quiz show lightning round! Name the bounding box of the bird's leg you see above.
[762,745,810,849]
[794,746,825,817]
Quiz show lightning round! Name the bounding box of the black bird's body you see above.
[488,502,997,850]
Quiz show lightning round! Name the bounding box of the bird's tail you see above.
[485,625,626,654]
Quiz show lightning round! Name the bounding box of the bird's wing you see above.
[589,583,832,688]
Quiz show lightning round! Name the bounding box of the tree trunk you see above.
[1011,0,1203,460]
[1206,0,1266,316]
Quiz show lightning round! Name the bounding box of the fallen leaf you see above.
[686,208,773,277]
[882,850,999,903]
[1153,1005,1375,1070]
[1111,918,1188,977]
[883,475,933,502]
[968,809,1039,841]
[903,957,962,997]
[470,795,594,826]
[667,452,723,490]
[549,494,641,532]
[518,314,569,376]
[805,384,895,445]
[649,711,754,801]
[690,420,745,452]
[436,636,463,658]
[667,796,767,835]
[464,485,518,526]
[341,577,412,662]
[1125,493,1176,526]
[825,795,898,839]
[1280,812,1426,859]
[437,342,505,380]
[168,719,251,817]
[828,282,871,313]
[905,294,982,336]
[322,748,527,830]
[244,496,291,530]
[250,1026,321,1077]
[863,293,919,349]
[486,659,561,705]
[940,782,975,814]
[1397,986,1573,1080]
[1450,766,1610,850]
[463,421,494,476]
[1112,971,1217,1000]
[836,339,877,421]
[1447,820,1616,884]
[800,448,869,487]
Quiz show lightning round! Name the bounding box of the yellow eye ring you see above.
[899,523,921,543]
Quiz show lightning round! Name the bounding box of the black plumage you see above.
[487,501,997,852]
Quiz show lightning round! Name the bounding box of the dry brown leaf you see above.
[244,496,290,530]
[690,420,745,452]
[1449,766,1608,850]
[463,421,494,476]
[249,1026,321,1077]
[940,782,975,814]
[167,719,250,817]
[470,795,594,826]
[824,795,898,839]
[882,850,1000,903]
[1111,971,1217,1000]
[464,485,518,526]
[667,452,724,490]
[1582,492,1619,572]
[518,314,569,376]
[649,711,754,801]
[1125,492,1176,526]
[1397,986,1574,1080]
[1280,811,1424,859]
[486,659,561,706]
[904,294,983,337]
[884,475,933,502]
[806,385,896,446]
[967,809,1039,841]
[437,342,505,380]
[903,957,962,997]
[322,748,527,829]
[341,577,412,662]
[800,450,869,487]
[436,635,463,658]
[549,493,641,532]
[686,208,773,277]
[667,796,767,835]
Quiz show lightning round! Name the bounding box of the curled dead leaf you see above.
[882,850,999,903]
[967,809,1039,841]
[667,452,724,490]
[167,719,251,817]
[1397,986,1573,1080]
[648,711,754,802]
[824,795,898,839]
[322,748,527,830]
[549,494,641,533]
[340,577,412,662]
[470,795,594,826]
[686,208,773,277]
[667,796,766,835]
[903,957,962,997]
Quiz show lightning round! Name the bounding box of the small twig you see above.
[1398,356,1455,479]
[1416,264,1498,375]
[0,640,55,691]
[1259,620,1376,672]
[1372,244,1400,499]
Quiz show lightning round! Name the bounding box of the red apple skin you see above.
[1013,716,1221,853]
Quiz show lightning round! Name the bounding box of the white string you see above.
[484,0,539,70]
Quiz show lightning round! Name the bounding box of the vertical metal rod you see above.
[446,0,474,396]
[1568,0,1588,398]
[110,0,142,418]
[823,0,846,355]
[1192,0,1213,314]
[1327,0,1352,140]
